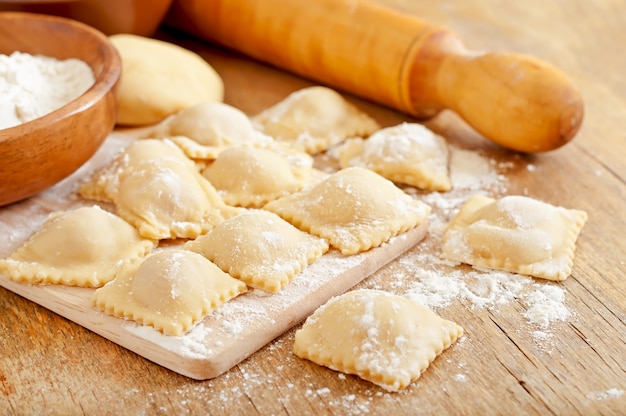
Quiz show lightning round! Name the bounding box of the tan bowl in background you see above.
[0,11,121,206]
[0,0,174,36]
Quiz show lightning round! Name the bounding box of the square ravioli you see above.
[79,137,240,240]
[184,210,329,293]
[293,289,463,392]
[251,86,381,154]
[79,138,193,203]
[441,194,588,281]
[263,167,431,255]
[146,101,273,160]
[113,157,242,240]
[201,146,314,208]
[0,206,154,287]
[338,123,451,191]
[92,250,247,336]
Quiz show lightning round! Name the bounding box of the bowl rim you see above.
[0,11,121,140]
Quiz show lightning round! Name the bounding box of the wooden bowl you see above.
[0,12,121,206]
[0,0,174,36]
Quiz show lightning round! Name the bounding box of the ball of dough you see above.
[109,34,224,126]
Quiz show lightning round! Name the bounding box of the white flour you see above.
[0,51,95,129]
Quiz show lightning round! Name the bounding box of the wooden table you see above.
[1,0,625,414]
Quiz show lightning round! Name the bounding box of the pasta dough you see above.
[0,206,154,287]
[263,167,431,255]
[201,146,314,208]
[185,210,329,293]
[293,289,463,392]
[252,86,381,154]
[110,34,224,126]
[339,123,451,191]
[92,250,247,336]
[441,194,588,281]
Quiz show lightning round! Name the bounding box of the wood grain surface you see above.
[1,0,625,415]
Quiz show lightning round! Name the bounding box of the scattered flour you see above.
[397,247,571,331]
[0,51,94,129]
[378,146,570,340]
[403,267,529,311]
[449,146,507,191]
[522,284,570,328]
[586,388,624,401]
[453,373,468,382]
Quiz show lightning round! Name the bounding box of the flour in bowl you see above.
[0,51,95,129]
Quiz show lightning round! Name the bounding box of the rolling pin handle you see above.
[405,28,584,152]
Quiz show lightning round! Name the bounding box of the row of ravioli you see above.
[1,84,588,323]
[0,87,435,338]
[98,84,586,283]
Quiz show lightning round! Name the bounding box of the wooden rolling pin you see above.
[166,0,584,153]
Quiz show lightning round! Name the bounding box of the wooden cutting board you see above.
[0,132,428,380]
